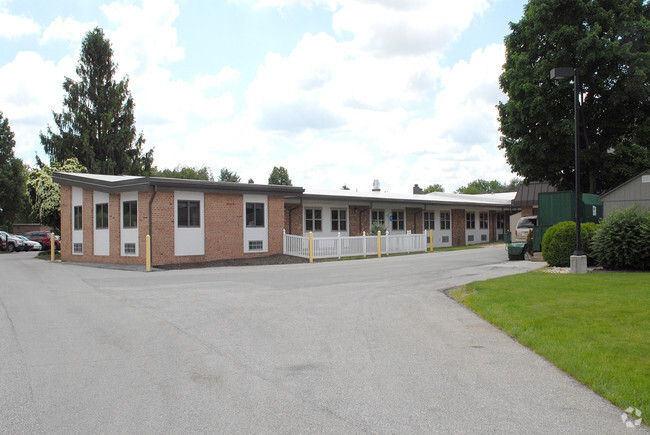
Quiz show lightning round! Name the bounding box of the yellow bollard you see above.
[146,234,151,272]
[378,230,382,258]
[430,230,434,252]
[309,231,313,263]
[50,232,55,262]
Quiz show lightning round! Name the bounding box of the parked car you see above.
[16,235,42,251]
[25,231,60,250]
[514,215,537,242]
[0,231,27,252]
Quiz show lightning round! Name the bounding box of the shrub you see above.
[370,221,387,236]
[591,206,650,270]
[542,221,576,266]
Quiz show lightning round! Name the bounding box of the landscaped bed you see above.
[450,271,649,422]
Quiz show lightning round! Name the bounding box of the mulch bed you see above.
[157,254,309,270]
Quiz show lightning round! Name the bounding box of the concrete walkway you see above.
[0,248,640,433]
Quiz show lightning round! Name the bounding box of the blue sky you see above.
[0,0,528,192]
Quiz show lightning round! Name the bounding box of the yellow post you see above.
[146,234,151,272]
[309,231,313,263]
[50,232,55,261]
[430,230,434,252]
[378,230,382,258]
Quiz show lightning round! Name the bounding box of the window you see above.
[248,240,263,250]
[305,209,322,231]
[466,212,475,229]
[123,200,137,228]
[371,210,385,225]
[468,235,474,242]
[442,235,450,243]
[95,203,108,229]
[124,243,136,254]
[73,243,83,254]
[424,212,435,230]
[331,209,347,231]
[479,212,489,229]
[481,234,488,241]
[440,211,451,230]
[496,213,505,230]
[177,200,200,228]
[246,203,265,227]
[73,206,82,230]
[391,210,404,231]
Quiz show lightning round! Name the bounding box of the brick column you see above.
[451,209,466,246]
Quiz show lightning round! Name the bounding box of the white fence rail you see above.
[283,230,427,259]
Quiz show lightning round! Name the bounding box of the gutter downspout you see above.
[148,184,158,265]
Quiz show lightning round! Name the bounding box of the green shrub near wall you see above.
[542,222,576,266]
[542,221,600,267]
[592,207,650,270]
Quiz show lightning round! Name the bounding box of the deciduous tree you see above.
[153,165,213,180]
[40,27,153,175]
[423,184,444,193]
[498,0,649,193]
[0,112,28,227]
[26,158,87,231]
[268,166,292,186]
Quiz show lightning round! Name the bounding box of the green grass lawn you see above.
[451,272,649,420]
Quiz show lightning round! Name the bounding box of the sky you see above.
[0,0,529,193]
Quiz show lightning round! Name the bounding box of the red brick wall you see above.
[268,196,284,254]
[109,194,121,258]
[348,205,369,236]
[489,210,496,242]
[451,209,466,246]
[284,204,303,235]
[522,206,534,217]
[60,185,72,261]
[406,208,422,234]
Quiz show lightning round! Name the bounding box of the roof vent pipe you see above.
[372,180,380,192]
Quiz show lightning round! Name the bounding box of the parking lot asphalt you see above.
[0,248,640,433]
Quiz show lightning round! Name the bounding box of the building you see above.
[52,172,303,266]
[53,173,515,266]
[600,170,650,218]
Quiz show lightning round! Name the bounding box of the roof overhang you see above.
[52,172,305,196]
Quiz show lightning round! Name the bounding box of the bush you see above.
[542,221,602,267]
[370,221,387,236]
[592,207,650,270]
[542,221,576,266]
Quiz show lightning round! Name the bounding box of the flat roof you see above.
[52,172,305,196]
[298,188,515,208]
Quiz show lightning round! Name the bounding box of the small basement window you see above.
[73,243,83,254]
[481,234,488,241]
[468,235,474,242]
[442,236,449,243]
[124,243,136,255]
[249,240,263,251]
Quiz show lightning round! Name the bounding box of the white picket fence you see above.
[283,230,427,259]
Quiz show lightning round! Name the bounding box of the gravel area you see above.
[157,254,308,270]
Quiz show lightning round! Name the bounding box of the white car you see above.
[514,216,537,242]
[16,235,42,251]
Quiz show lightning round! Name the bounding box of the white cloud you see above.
[40,16,97,44]
[0,9,40,38]
[0,51,76,156]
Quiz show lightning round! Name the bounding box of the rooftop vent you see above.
[372,180,380,192]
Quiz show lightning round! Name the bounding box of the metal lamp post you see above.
[550,67,586,272]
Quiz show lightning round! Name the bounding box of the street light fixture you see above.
[550,67,586,273]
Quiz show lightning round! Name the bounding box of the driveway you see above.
[0,247,637,433]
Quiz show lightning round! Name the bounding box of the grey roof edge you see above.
[53,172,305,196]
[297,192,512,208]
[599,169,650,199]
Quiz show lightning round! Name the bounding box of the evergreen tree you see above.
[40,27,153,175]
[218,167,241,182]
